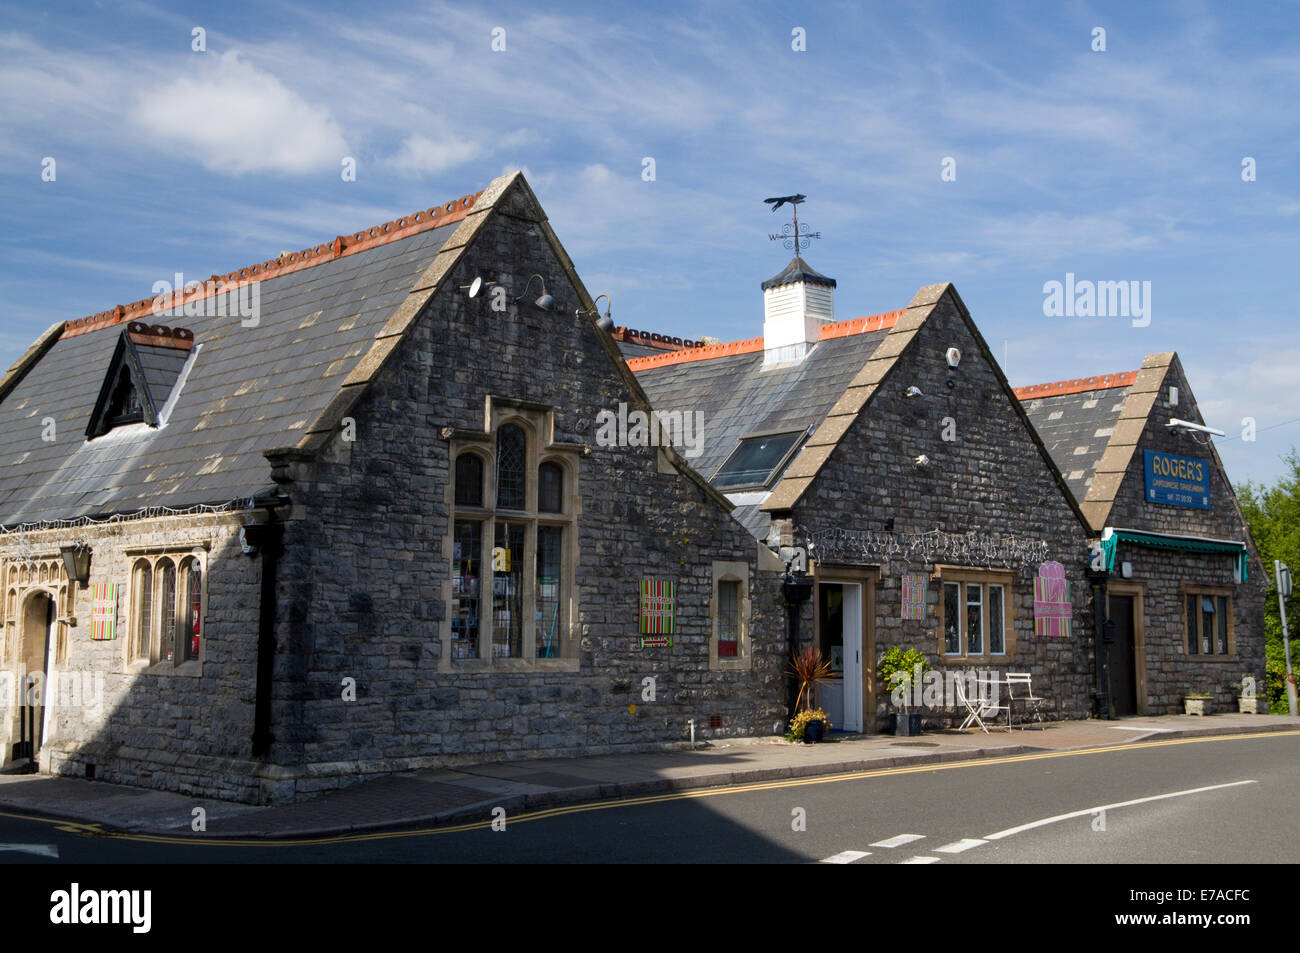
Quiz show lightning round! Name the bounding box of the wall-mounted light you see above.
[514,274,556,311]
[915,454,931,467]
[905,385,925,398]
[578,294,615,332]
[1168,386,1179,407]
[460,276,499,299]
[1167,418,1225,437]
[60,545,92,589]
[1121,561,1133,579]
[946,347,962,369]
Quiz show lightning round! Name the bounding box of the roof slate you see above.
[1020,386,1131,503]
[0,224,456,525]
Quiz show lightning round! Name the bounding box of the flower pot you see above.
[891,712,922,736]
[1238,696,1258,714]
[1184,696,1209,716]
[803,719,826,743]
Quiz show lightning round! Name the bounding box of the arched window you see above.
[455,453,484,507]
[496,424,526,509]
[448,405,578,666]
[133,560,153,662]
[180,558,202,662]
[157,558,176,663]
[538,462,564,513]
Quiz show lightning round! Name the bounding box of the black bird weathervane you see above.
[764,193,819,253]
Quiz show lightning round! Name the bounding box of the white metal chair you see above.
[1006,672,1045,729]
[955,677,989,733]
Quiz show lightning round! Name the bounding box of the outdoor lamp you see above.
[460,276,499,299]
[515,274,556,311]
[61,544,92,588]
[579,294,615,332]
[946,347,961,368]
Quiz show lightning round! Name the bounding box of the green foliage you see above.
[877,645,932,710]
[786,644,834,713]
[1237,448,1300,712]
[789,707,831,740]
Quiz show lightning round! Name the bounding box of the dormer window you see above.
[87,323,195,439]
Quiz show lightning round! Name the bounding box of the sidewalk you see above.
[1,713,1296,839]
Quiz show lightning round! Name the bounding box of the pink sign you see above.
[1033,561,1071,637]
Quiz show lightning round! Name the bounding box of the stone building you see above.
[629,256,1264,728]
[0,172,786,803]
[1018,353,1266,715]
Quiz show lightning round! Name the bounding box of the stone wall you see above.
[1104,356,1267,713]
[0,512,272,802]
[262,186,786,798]
[791,289,1097,727]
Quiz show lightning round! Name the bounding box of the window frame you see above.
[935,566,1015,663]
[125,548,207,675]
[709,560,751,671]
[444,400,580,673]
[1179,582,1235,659]
[709,427,810,491]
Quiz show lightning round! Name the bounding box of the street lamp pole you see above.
[1276,560,1296,716]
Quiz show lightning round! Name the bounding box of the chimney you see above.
[761,257,836,366]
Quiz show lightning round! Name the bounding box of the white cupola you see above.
[761,257,836,366]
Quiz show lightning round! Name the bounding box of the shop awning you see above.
[1100,527,1248,580]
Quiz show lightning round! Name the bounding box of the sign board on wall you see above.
[1143,450,1210,510]
[90,583,119,641]
[639,579,675,635]
[1033,562,1071,637]
[901,572,927,620]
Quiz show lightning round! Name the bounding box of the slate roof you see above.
[1020,384,1133,502]
[633,322,893,539]
[0,214,462,525]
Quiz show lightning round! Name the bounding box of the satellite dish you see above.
[467,276,483,298]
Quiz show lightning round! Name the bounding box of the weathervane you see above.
[765,193,820,253]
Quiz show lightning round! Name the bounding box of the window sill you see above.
[443,656,580,674]
[136,658,203,677]
[1184,654,1238,662]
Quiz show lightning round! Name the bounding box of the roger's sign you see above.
[1143,450,1210,509]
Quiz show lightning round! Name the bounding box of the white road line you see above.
[1108,725,1174,733]
[871,833,926,848]
[0,843,59,858]
[900,855,940,864]
[934,838,987,854]
[983,779,1257,841]
[820,850,871,864]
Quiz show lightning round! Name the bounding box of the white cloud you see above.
[387,133,481,175]
[130,51,348,175]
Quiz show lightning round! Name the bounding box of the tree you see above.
[1236,448,1300,712]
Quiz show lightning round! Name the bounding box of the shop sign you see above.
[1143,450,1210,509]
[639,578,675,634]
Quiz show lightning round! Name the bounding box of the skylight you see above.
[712,430,807,489]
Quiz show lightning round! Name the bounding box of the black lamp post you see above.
[1085,555,1112,718]
[60,544,92,589]
[782,567,814,725]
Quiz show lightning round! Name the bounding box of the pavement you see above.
[1,712,1296,839]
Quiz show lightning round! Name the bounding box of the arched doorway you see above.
[14,591,55,769]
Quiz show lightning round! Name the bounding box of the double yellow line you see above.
[2,730,1294,849]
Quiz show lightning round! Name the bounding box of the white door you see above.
[841,584,863,732]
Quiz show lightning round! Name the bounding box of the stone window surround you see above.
[2,557,72,666]
[124,544,209,677]
[709,560,751,671]
[1179,581,1236,660]
[933,565,1017,663]
[441,396,581,674]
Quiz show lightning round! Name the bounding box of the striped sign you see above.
[901,572,928,620]
[90,582,119,641]
[639,636,673,648]
[639,579,676,635]
[1033,561,1071,637]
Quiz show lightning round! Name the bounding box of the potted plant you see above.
[785,645,834,742]
[1184,692,1212,716]
[878,646,931,736]
[790,707,832,743]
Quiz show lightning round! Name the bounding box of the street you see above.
[0,732,1294,864]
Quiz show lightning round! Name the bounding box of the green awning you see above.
[1101,528,1248,580]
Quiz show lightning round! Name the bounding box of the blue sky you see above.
[2,0,1298,488]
